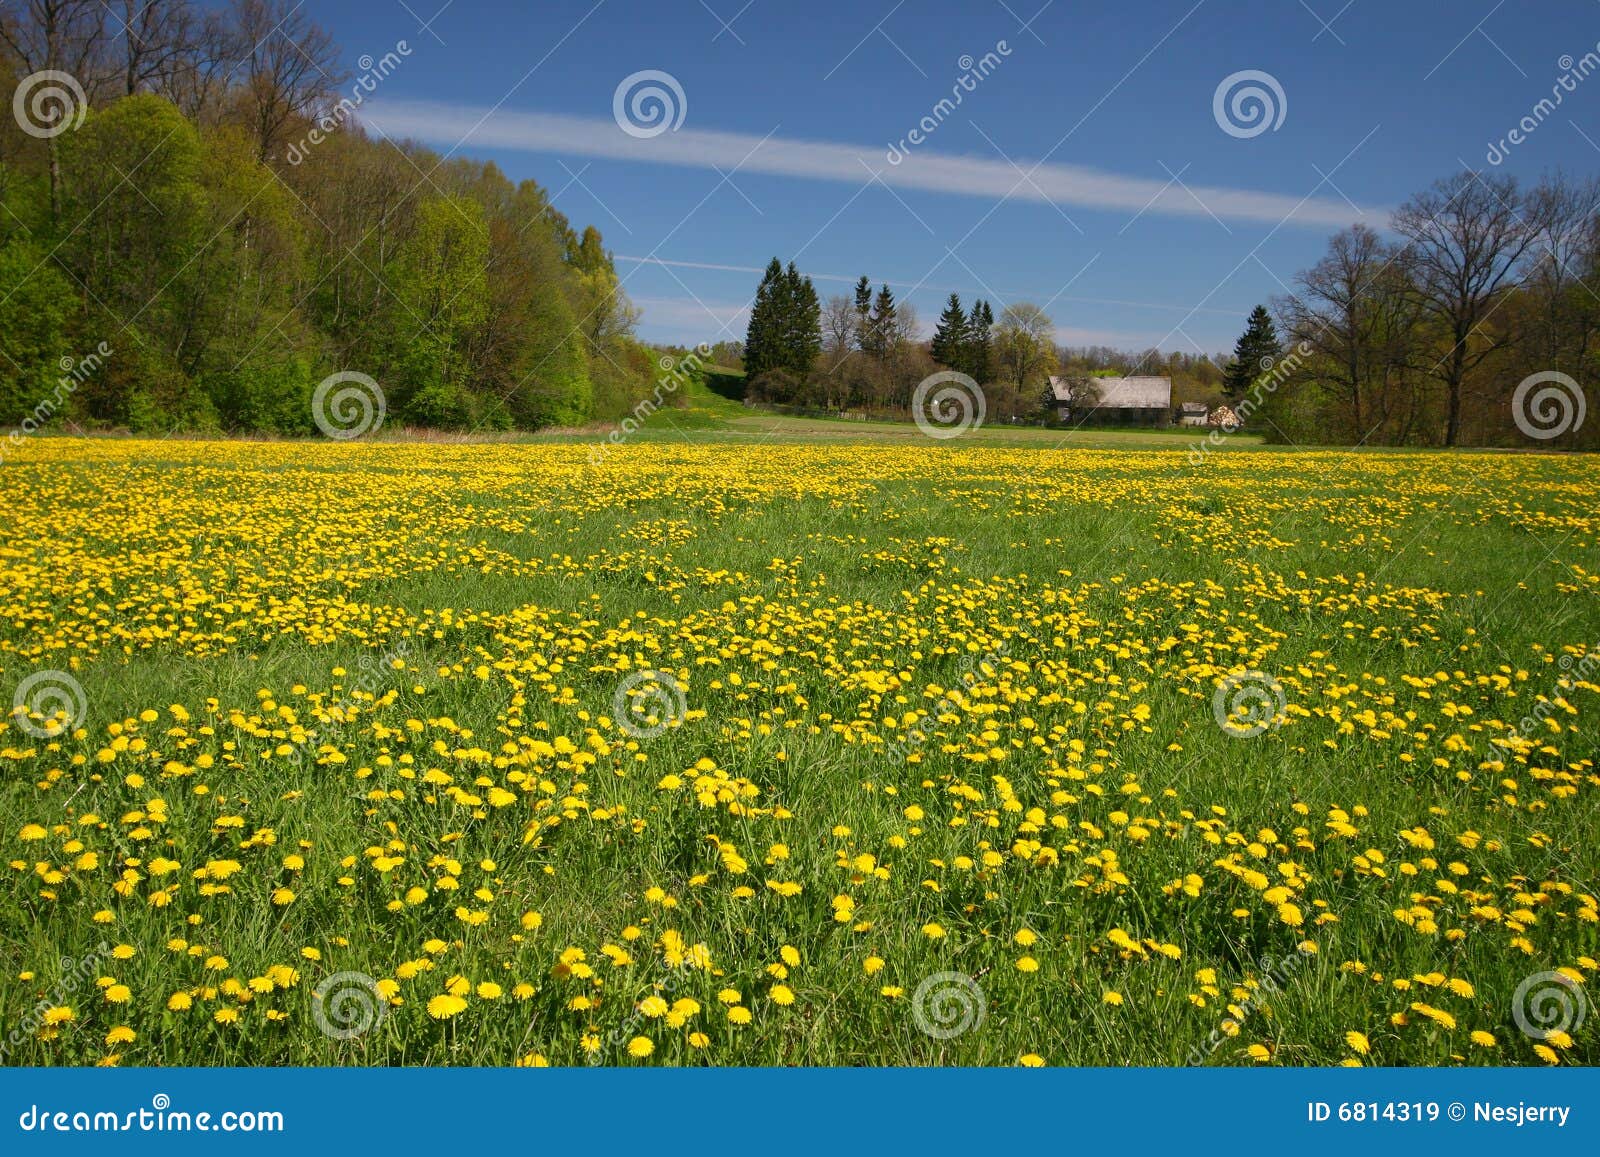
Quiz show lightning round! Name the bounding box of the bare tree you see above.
[889,301,920,352]
[1391,171,1548,445]
[821,294,856,370]
[0,0,110,217]
[1280,223,1424,437]
[160,5,241,123]
[1521,172,1600,374]
[227,0,344,161]
[114,0,198,97]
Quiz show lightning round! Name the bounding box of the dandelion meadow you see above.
[1,436,1596,1067]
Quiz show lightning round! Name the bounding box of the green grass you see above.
[0,435,1596,1068]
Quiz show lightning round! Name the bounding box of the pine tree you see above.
[785,262,821,375]
[966,299,995,383]
[853,275,873,350]
[930,293,968,371]
[744,258,785,379]
[1223,304,1283,400]
[867,283,897,358]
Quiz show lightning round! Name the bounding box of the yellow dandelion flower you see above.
[426,994,468,1020]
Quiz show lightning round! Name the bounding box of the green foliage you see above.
[588,338,659,422]
[0,84,655,439]
[866,283,897,358]
[967,300,994,383]
[744,258,785,379]
[0,239,73,424]
[108,341,219,433]
[385,195,489,428]
[1224,305,1284,401]
[204,348,317,435]
[477,180,592,429]
[929,293,967,371]
[698,365,748,403]
[744,258,820,383]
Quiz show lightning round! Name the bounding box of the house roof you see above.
[1049,376,1172,408]
[1180,401,1209,413]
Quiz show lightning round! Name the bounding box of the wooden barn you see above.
[1049,375,1173,426]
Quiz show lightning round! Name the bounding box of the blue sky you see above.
[309,0,1600,352]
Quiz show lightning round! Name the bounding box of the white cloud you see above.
[362,99,1373,228]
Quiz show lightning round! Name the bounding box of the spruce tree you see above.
[744,258,784,379]
[1223,304,1283,400]
[853,275,873,350]
[868,283,897,358]
[786,262,822,375]
[930,293,968,371]
[966,299,995,383]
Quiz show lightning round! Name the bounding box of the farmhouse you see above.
[1049,375,1173,426]
[1177,402,1210,427]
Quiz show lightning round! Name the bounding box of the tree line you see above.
[743,263,1077,420]
[737,167,1596,448]
[1232,169,1597,449]
[0,0,657,436]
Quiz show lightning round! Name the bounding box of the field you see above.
[1,434,1597,1068]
